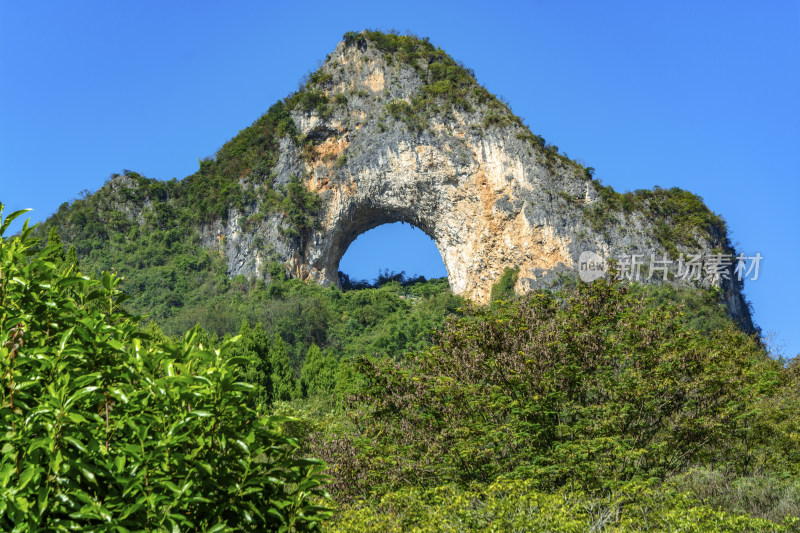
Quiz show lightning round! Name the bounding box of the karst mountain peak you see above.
[42,30,756,333]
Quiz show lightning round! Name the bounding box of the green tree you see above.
[230,320,273,407]
[140,319,169,345]
[45,225,65,262]
[301,343,339,398]
[270,333,296,401]
[63,244,79,272]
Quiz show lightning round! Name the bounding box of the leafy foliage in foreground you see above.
[0,206,330,531]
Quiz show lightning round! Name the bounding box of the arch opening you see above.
[337,222,448,290]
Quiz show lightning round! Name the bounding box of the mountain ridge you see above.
[37,30,757,334]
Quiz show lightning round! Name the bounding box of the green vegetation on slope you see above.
[151,271,463,371]
[309,278,799,530]
[4,205,799,530]
[37,169,324,331]
[584,181,729,257]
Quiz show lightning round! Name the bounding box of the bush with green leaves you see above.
[0,206,331,531]
[322,277,787,502]
[489,266,519,301]
[331,478,797,532]
[270,333,298,402]
[300,344,338,399]
[227,320,273,409]
[280,175,321,244]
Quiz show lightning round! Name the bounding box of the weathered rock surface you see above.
[196,34,753,332]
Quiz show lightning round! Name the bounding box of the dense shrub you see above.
[324,278,784,502]
[332,478,797,532]
[489,266,519,301]
[0,206,331,531]
[280,175,321,243]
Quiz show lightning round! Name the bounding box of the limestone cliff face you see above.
[198,32,754,332]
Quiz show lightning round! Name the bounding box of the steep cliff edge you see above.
[40,31,756,333]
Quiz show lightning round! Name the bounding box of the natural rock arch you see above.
[299,138,573,303]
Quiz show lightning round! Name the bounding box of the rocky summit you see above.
[44,31,755,331]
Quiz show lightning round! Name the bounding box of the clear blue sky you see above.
[1,1,798,357]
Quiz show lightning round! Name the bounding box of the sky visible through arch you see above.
[1,1,797,356]
[339,223,448,283]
